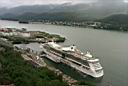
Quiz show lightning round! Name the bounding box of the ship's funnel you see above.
[62,45,76,52]
[70,45,76,51]
[85,51,93,58]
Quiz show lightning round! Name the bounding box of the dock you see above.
[21,53,78,86]
[0,84,15,86]
[14,44,78,86]
[21,54,46,67]
[46,65,78,86]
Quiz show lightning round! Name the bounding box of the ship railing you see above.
[95,67,103,71]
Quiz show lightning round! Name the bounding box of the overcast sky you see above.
[0,0,126,8]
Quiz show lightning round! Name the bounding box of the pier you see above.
[46,65,78,86]
[0,84,15,86]
[14,46,78,86]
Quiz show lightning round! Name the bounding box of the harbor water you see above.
[0,20,128,86]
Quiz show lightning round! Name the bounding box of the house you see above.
[14,43,43,55]
[19,32,31,38]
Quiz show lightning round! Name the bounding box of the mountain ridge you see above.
[0,2,127,21]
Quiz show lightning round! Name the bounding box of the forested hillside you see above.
[0,43,67,86]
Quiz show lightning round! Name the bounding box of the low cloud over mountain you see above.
[0,0,127,21]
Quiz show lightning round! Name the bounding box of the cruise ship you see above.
[41,42,104,78]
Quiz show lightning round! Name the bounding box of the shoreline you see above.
[1,19,128,33]
[0,27,66,44]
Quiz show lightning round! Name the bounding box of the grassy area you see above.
[34,32,66,42]
[0,31,65,44]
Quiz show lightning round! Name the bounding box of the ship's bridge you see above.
[48,42,62,49]
[87,59,99,63]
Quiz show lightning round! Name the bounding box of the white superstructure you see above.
[41,42,104,78]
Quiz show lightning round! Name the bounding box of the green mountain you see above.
[0,2,127,21]
[100,14,128,24]
[0,12,91,22]
[95,14,128,31]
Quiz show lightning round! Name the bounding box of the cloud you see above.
[0,0,98,8]
[0,0,125,8]
[99,0,124,3]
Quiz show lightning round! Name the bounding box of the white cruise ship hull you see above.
[43,49,61,63]
[61,58,104,78]
[41,42,104,78]
[43,50,104,78]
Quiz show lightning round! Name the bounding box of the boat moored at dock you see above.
[41,42,104,78]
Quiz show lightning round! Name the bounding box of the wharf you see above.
[46,65,78,86]
[21,54,46,67]
[15,46,78,86]
[0,84,15,86]
[21,53,78,86]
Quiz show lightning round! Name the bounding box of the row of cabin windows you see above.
[69,59,90,70]
[44,45,90,66]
